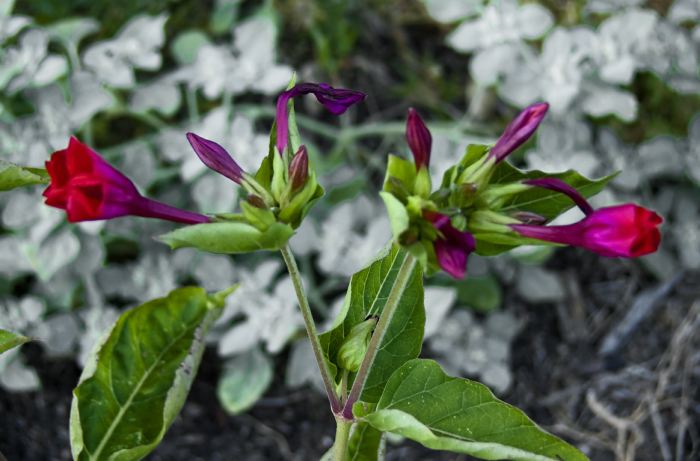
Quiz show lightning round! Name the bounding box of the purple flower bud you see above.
[289,145,309,191]
[186,132,244,184]
[406,108,432,169]
[524,177,593,215]
[489,102,549,162]
[424,211,476,279]
[276,82,366,154]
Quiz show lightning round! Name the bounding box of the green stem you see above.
[341,252,417,419]
[333,417,352,461]
[280,245,341,413]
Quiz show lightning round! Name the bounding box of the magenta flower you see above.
[489,102,549,162]
[405,108,432,169]
[424,211,476,278]
[289,145,309,190]
[186,132,244,184]
[44,137,209,224]
[512,178,662,257]
[276,82,365,154]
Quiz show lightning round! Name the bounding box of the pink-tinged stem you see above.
[133,198,210,224]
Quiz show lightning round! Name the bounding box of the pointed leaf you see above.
[0,161,49,191]
[159,221,294,254]
[69,287,229,461]
[0,329,30,355]
[320,246,424,402]
[362,359,588,461]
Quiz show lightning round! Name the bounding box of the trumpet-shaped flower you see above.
[43,137,209,224]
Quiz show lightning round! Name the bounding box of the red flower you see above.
[43,137,209,224]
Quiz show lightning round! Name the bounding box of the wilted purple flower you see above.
[489,102,549,162]
[406,108,432,169]
[186,132,244,184]
[289,145,309,190]
[424,211,476,279]
[276,82,365,154]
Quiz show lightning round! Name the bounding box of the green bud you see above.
[468,210,520,234]
[450,214,468,231]
[278,172,321,226]
[414,166,432,198]
[456,155,496,191]
[478,183,530,209]
[337,318,377,372]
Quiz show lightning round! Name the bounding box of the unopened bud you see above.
[406,108,432,169]
[247,194,266,208]
[289,145,309,191]
[512,211,547,225]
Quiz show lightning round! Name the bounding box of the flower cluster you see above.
[381,105,662,278]
[42,82,364,248]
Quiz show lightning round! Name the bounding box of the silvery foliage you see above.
[0,4,296,393]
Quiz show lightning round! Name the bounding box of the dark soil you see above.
[2,251,698,461]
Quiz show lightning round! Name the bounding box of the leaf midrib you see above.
[89,319,196,460]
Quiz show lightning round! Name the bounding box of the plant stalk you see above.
[341,252,417,419]
[333,417,352,461]
[280,245,341,413]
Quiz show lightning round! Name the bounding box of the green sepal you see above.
[383,154,416,195]
[379,191,410,240]
[270,147,288,203]
[0,161,50,191]
[240,200,276,231]
[159,221,294,254]
[253,155,273,192]
[278,171,323,227]
[414,167,432,198]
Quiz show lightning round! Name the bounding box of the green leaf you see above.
[347,422,385,461]
[0,329,30,355]
[320,246,424,402]
[362,359,588,461]
[70,287,229,461]
[0,161,49,191]
[159,221,294,254]
[217,348,273,415]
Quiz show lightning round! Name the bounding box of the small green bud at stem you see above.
[337,317,378,373]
